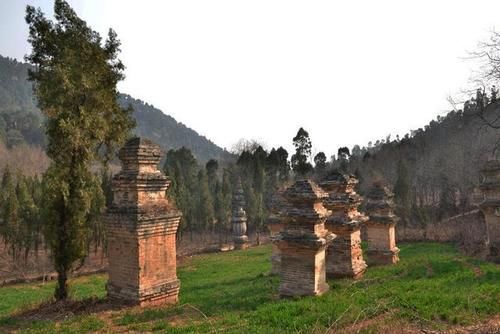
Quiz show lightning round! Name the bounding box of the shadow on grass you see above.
[0,296,122,332]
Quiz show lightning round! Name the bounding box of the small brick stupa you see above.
[319,172,367,279]
[364,181,400,265]
[232,177,249,250]
[274,180,334,297]
[106,138,182,306]
[267,190,288,274]
[479,159,500,263]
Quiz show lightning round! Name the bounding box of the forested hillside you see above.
[120,94,232,163]
[0,54,232,164]
[336,91,500,225]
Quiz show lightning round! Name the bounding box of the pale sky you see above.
[0,0,498,157]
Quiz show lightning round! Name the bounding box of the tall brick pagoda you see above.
[232,177,249,250]
[106,138,182,306]
[274,179,334,297]
[479,159,500,263]
[319,172,367,279]
[364,181,400,265]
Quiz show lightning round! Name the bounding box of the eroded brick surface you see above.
[320,172,367,279]
[274,180,334,297]
[364,182,400,265]
[106,137,181,306]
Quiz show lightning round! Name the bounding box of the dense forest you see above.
[0,54,232,166]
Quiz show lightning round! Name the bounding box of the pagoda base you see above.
[366,248,400,266]
[486,242,500,264]
[234,236,249,250]
[270,247,281,274]
[278,245,329,297]
[107,279,180,307]
[326,233,367,280]
[326,264,367,280]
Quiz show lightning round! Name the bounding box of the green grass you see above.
[0,242,499,333]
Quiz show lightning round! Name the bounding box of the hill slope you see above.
[0,55,232,163]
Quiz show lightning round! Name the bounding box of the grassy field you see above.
[0,242,499,333]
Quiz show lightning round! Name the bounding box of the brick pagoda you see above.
[106,138,182,306]
[479,159,500,263]
[319,172,367,279]
[232,177,249,250]
[274,180,334,297]
[364,181,400,265]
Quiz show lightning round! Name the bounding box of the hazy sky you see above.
[1,1,499,157]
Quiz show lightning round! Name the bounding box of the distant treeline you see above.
[164,143,290,241]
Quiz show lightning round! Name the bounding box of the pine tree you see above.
[2,171,20,259]
[0,166,13,243]
[16,175,39,261]
[25,0,134,299]
[164,147,199,238]
[314,152,327,174]
[291,127,313,177]
[394,160,411,220]
[196,169,214,232]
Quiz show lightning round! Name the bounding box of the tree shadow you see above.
[2,296,122,324]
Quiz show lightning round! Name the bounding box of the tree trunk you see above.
[55,266,68,300]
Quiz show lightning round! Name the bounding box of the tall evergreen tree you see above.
[25,0,134,299]
[16,175,39,261]
[291,127,313,177]
[196,169,215,232]
[314,152,327,174]
[164,147,198,238]
[2,170,20,259]
[394,160,411,220]
[275,146,290,181]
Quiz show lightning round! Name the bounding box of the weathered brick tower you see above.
[479,159,500,263]
[319,172,367,279]
[364,181,400,265]
[274,180,334,297]
[232,177,249,250]
[106,138,182,306]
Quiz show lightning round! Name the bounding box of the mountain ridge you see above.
[0,54,233,163]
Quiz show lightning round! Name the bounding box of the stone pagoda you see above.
[106,138,182,306]
[232,177,249,250]
[274,179,334,297]
[267,190,288,274]
[479,159,500,263]
[319,172,367,279]
[364,181,400,265]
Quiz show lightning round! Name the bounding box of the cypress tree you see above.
[16,175,38,261]
[291,127,313,177]
[2,171,20,259]
[196,169,214,232]
[394,160,411,220]
[25,0,134,299]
